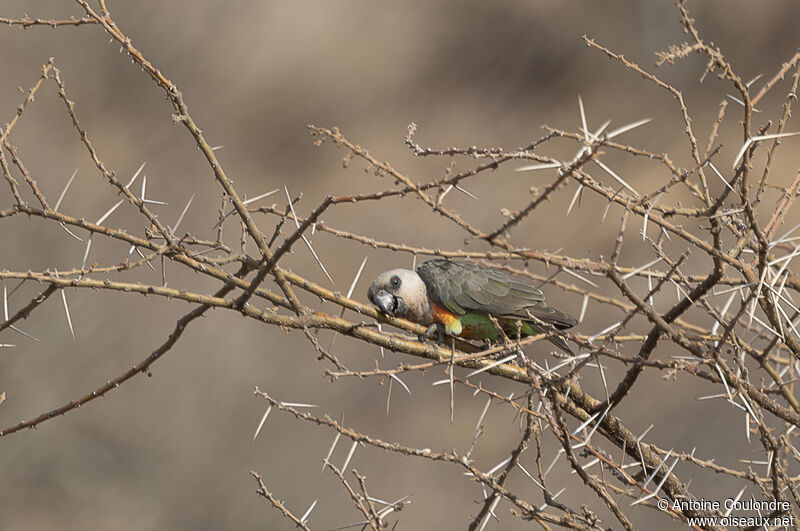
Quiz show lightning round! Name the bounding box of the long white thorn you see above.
[642,193,663,241]
[340,440,358,473]
[593,119,612,138]
[96,200,124,226]
[770,246,800,286]
[300,500,317,524]
[707,162,737,193]
[578,95,590,141]
[621,257,664,281]
[466,353,517,378]
[579,294,589,323]
[54,270,75,339]
[632,455,680,506]
[172,194,195,234]
[252,405,272,441]
[589,321,621,342]
[284,186,334,284]
[516,162,561,172]
[732,131,800,170]
[723,487,747,517]
[389,373,411,395]
[712,292,736,337]
[321,421,342,473]
[242,188,279,205]
[81,234,94,270]
[279,402,318,408]
[346,256,368,299]
[561,267,598,287]
[475,397,492,433]
[607,118,652,139]
[126,162,146,188]
[543,353,590,378]
[54,168,78,211]
[572,410,601,435]
[566,184,583,215]
[774,221,800,246]
[487,457,512,476]
[594,158,639,197]
[476,496,501,531]
[454,184,478,200]
[714,363,733,399]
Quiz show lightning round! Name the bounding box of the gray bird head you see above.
[367,268,432,324]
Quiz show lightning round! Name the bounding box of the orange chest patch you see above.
[431,302,463,335]
[431,302,457,325]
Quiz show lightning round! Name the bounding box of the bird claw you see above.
[418,323,445,343]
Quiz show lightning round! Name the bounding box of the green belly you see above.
[453,312,538,340]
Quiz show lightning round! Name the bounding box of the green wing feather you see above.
[417,259,577,330]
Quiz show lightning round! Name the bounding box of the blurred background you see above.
[1,1,800,529]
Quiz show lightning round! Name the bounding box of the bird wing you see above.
[416,259,576,329]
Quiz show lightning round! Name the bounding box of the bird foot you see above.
[418,323,445,343]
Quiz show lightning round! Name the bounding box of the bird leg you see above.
[418,323,445,343]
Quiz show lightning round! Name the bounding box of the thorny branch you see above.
[3,1,800,529]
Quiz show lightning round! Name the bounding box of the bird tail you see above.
[520,304,577,354]
[546,334,574,355]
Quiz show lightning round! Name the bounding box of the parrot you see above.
[367,259,577,352]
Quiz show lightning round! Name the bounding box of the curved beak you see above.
[369,289,407,317]
[371,289,397,316]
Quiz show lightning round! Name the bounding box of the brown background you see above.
[1,1,799,529]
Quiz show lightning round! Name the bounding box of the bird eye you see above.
[390,275,401,289]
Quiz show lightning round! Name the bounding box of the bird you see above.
[367,259,577,352]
